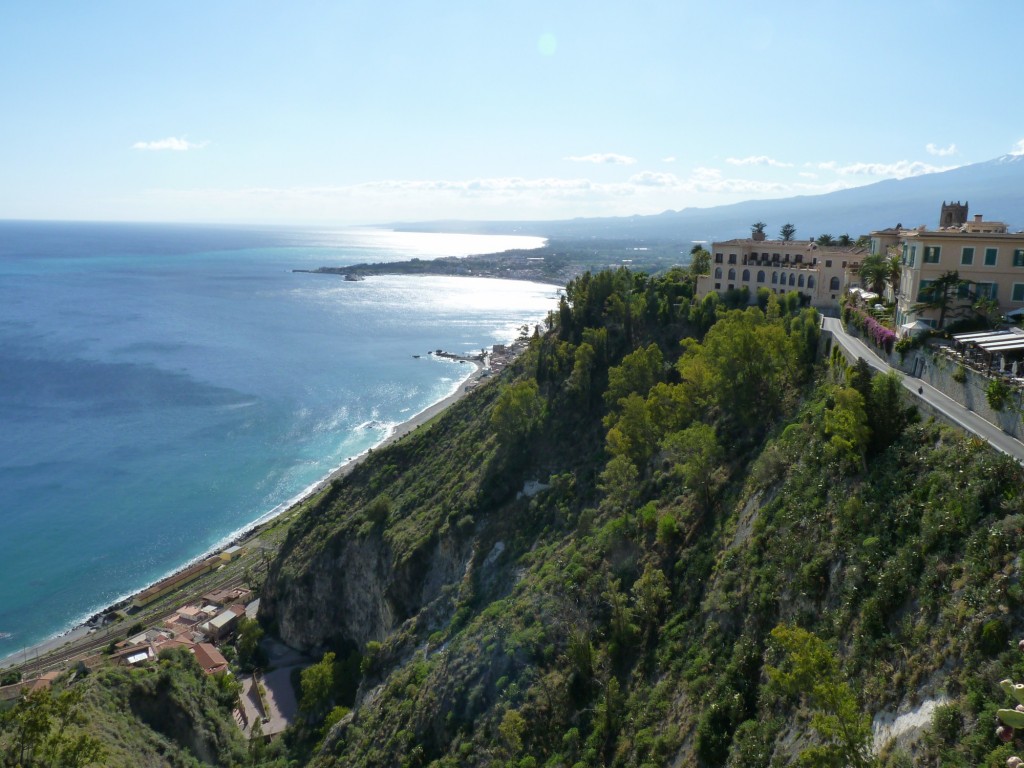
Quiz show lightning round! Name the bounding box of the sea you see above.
[0,221,557,659]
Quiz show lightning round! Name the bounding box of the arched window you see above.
[788,273,795,286]
[728,268,736,280]
[757,270,765,283]
[798,274,805,288]
[742,269,750,281]
[772,271,778,284]
[808,276,815,289]
[714,267,722,279]
[829,276,840,291]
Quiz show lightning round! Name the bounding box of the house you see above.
[871,202,1024,328]
[695,237,867,309]
[191,642,230,675]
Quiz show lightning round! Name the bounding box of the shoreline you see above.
[1,356,487,669]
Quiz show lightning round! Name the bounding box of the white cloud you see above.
[798,171,818,179]
[563,152,636,165]
[661,156,677,163]
[630,171,681,187]
[926,142,957,157]
[725,155,793,168]
[132,137,208,151]
[1011,139,1024,156]
[815,159,955,178]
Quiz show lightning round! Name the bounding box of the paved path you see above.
[822,316,1024,463]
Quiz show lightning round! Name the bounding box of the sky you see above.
[2,1,1024,226]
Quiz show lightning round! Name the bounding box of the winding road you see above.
[822,316,1024,463]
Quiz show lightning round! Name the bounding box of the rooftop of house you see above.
[191,642,229,675]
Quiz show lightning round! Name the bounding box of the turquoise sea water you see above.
[0,222,556,658]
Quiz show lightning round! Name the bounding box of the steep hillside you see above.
[12,267,1024,767]
[258,269,1024,767]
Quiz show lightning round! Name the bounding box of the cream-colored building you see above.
[871,202,1024,328]
[695,238,867,309]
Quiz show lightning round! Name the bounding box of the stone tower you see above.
[939,200,968,228]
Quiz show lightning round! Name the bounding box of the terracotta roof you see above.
[191,642,229,675]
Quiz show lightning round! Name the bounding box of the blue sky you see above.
[2,1,1022,225]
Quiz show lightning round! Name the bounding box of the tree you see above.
[491,380,544,446]
[780,223,797,241]
[300,651,336,721]
[661,423,725,512]
[680,308,794,434]
[0,686,106,767]
[856,252,888,296]
[604,343,664,407]
[751,221,767,239]
[885,250,902,297]
[824,387,871,473]
[816,234,836,246]
[836,233,854,246]
[235,616,265,671]
[867,370,911,453]
[605,393,657,467]
[767,625,875,768]
[912,270,968,329]
[688,246,711,277]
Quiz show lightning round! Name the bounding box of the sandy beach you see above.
[1,357,488,671]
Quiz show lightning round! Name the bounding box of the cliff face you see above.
[260,522,476,654]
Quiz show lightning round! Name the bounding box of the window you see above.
[918,279,934,299]
[1013,283,1024,302]
[909,245,917,266]
[757,270,765,283]
[924,246,941,263]
[742,269,750,281]
[808,276,815,289]
[976,282,997,300]
[985,247,998,266]
[728,254,737,264]
[825,259,832,268]
[829,276,840,291]
[798,274,805,288]
[728,268,736,280]
[714,267,722,279]
[1014,249,1024,267]
[788,273,795,286]
[772,272,778,284]
[961,247,974,266]
[715,253,723,264]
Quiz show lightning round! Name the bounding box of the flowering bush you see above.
[845,307,896,354]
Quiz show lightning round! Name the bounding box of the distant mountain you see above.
[394,154,1024,244]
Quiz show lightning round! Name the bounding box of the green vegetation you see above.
[0,650,253,767]
[16,265,1024,766]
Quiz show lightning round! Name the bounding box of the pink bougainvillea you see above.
[846,307,896,354]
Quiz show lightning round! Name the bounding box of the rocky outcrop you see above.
[260,524,477,655]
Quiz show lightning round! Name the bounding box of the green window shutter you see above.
[985,247,998,266]
[1013,283,1024,302]
[961,247,974,265]
[1015,249,1024,267]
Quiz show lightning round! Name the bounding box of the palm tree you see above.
[816,234,836,246]
[885,249,902,298]
[857,252,888,296]
[836,233,853,246]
